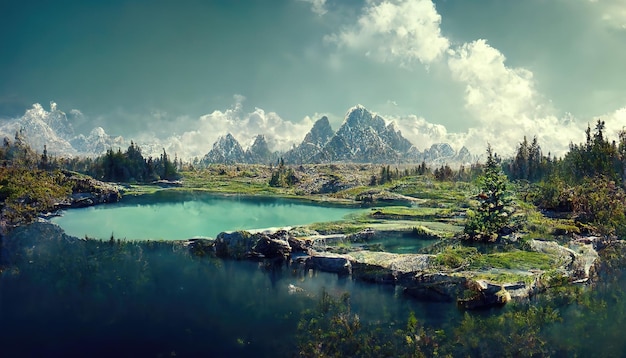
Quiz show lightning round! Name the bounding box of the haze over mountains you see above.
[0,102,475,166]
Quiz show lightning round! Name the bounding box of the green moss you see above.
[306,221,369,235]
[473,272,535,285]
[472,251,555,270]
[434,246,480,269]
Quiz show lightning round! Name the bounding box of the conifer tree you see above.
[464,145,511,241]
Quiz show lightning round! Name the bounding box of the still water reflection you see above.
[51,191,363,240]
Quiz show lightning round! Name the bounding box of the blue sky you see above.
[1,0,625,158]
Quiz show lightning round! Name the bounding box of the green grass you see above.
[473,271,536,285]
[389,177,471,203]
[472,251,555,271]
[369,206,451,220]
[306,221,370,235]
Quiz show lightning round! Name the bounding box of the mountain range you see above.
[0,102,124,157]
[201,105,475,165]
[1,103,475,165]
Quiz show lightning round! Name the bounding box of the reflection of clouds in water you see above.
[56,194,360,240]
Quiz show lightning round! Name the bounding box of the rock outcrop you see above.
[55,171,121,209]
[214,230,293,261]
[457,280,512,310]
[253,230,292,260]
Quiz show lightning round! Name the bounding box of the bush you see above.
[571,176,626,237]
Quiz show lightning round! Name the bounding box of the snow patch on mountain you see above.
[0,102,126,157]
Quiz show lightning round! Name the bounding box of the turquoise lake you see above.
[51,191,363,240]
[3,192,626,356]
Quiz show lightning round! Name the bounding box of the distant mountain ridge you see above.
[201,105,475,165]
[1,103,475,165]
[0,102,125,157]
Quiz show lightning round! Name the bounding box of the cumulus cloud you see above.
[445,39,587,156]
[597,106,626,138]
[325,0,449,65]
[299,0,327,16]
[391,114,451,147]
[323,0,591,157]
[138,96,316,160]
[447,40,537,123]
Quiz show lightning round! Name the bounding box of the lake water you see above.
[51,191,363,240]
[0,223,456,357]
[4,193,626,356]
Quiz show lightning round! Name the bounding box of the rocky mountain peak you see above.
[311,105,413,163]
[245,134,272,163]
[455,146,475,164]
[202,133,245,164]
[340,106,386,135]
[303,116,334,146]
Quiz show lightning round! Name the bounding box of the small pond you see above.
[51,191,364,240]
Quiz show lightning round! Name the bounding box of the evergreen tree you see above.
[464,145,511,242]
[39,145,49,170]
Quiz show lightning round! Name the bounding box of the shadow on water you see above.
[4,222,626,356]
[0,222,454,357]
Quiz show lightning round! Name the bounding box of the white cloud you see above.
[445,39,585,156]
[140,96,316,160]
[299,0,327,16]
[323,1,586,156]
[597,106,626,138]
[325,0,449,65]
[391,114,451,147]
[447,40,537,123]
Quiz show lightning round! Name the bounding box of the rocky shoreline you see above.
[0,210,608,311]
[183,226,603,309]
[0,171,609,310]
[59,171,122,208]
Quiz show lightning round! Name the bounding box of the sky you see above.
[1,0,625,158]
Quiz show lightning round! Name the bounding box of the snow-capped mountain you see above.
[0,102,125,157]
[2,102,473,165]
[284,116,334,164]
[70,127,126,155]
[455,146,475,164]
[245,134,274,164]
[199,105,474,165]
[312,105,412,163]
[201,133,246,164]
[0,102,77,156]
[405,143,476,165]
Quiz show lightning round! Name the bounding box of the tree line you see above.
[470,120,626,240]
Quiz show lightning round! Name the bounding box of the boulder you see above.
[568,239,599,282]
[457,280,511,310]
[501,281,535,300]
[528,239,576,268]
[63,171,121,208]
[253,231,291,260]
[288,236,314,252]
[307,252,352,275]
[403,273,467,302]
[348,251,433,284]
[186,238,215,257]
[214,231,255,259]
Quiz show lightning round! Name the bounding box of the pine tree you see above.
[464,145,511,242]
